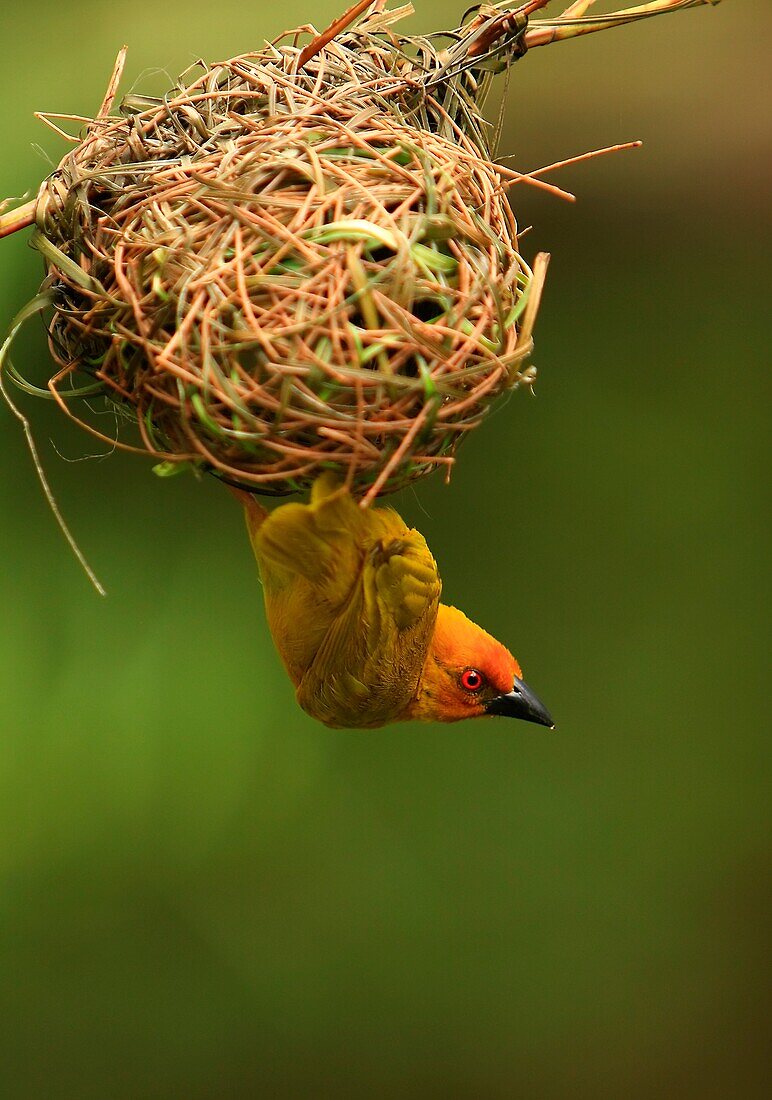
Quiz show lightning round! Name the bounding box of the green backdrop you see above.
[0,2,767,1097]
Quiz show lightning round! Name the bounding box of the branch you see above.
[0,198,37,240]
[525,0,722,49]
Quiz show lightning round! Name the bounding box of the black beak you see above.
[485,675,555,728]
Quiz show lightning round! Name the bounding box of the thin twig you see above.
[96,45,128,119]
[526,0,721,49]
[0,199,37,240]
[0,297,106,596]
[515,251,550,363]
[298,0,376,68]
[503,140,642,190]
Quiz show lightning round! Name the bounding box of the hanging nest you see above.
[1,0,721,502]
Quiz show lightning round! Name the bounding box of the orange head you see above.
[408,605,554,727]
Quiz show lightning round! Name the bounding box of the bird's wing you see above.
[297,520,442,728]
[249,474,441,726]
[247,474,365,684]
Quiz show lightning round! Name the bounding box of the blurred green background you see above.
[0,2,768,1096]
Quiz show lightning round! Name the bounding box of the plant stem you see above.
[0,198,37,240]
[525,0,721,49]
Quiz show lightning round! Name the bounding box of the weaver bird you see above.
[234,474,553,730]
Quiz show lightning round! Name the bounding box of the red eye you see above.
[460,668,484,693]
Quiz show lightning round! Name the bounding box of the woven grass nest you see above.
[1,0,719,504]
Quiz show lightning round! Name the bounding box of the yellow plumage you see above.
[237,474,553,730]
[243,473,441,728]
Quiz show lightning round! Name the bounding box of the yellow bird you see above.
[235,474,553,730]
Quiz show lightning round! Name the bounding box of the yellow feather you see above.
[243,476,441,727]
